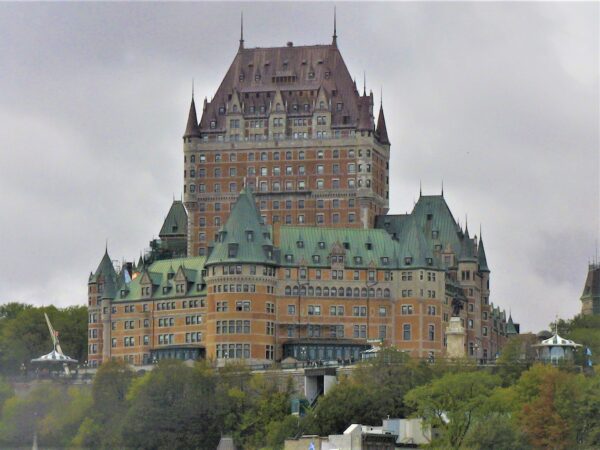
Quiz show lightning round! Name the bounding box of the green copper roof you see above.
[411,195,462,256]
[115,256,207,302]
[478,237,490,272]
[278,216,438,270]
[90,250,118,300]
[459,225,477,262]
[506,315,517,335]
[206,189,276,266]
[159,200,188,238]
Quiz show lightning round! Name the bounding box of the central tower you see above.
[182,27,391,257]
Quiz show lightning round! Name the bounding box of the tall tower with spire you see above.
[182,19,390,257]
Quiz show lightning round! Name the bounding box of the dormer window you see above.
[432,231,439,239]
[239,74,245,81]
[381,257,389,265]
[228,244,238,258]
[312,255,321,263]
[404,257,413,265]
[120,290,127,298]
[210,120,216,129]
[162,286,169,294]
[255,74,261,81]
[319,101,325,109]
[343,242,350,250]
[232,105,238,113]
[276,103,282,112]
[285,254,294,263]
[336,102,343,111]
[318,241,326,249]
[246,230,254,242]
[249,105,255,113]
[426,258,433,266]
[354,256,363,264]
[297,240,304,248]
[218,107,225,115]
[366,243,373,250]
[259,105,265,113]
[308,71,315,79]
[324,71,330,79]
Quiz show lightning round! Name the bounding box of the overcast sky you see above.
[0,2,597,332]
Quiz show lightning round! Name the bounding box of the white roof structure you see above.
[31,349,78,364]
[534,333,582,349]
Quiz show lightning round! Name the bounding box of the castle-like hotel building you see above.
[87,27,516,368]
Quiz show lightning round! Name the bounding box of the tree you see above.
[120,360,221,450]
[235,374,295,449]
[404,371,502,449]
[72,359,134,448]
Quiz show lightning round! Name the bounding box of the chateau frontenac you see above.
[87,26,517,368]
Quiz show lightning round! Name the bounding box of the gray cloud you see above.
[0,2,597,332]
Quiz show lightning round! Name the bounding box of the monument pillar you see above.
[446,317,466,358]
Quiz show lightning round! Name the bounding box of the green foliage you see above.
[405,371,502,449]
[0,376,14,411]
[0,303,87,374]
[557,315,600,365]
[120,360,221,450]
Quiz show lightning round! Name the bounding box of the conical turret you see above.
[183,96,200,138]
[376,103,390,145]
[478,235,490,272]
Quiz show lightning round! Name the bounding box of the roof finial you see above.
[239,11,244,50]
[191,78,194,99]
[479,224,482,241]
[419,180,422,197]
[441,180,444,197]
[332,6,337,46]
[380,86,383,107]
[105,239,108,254]
[363,71,366,96]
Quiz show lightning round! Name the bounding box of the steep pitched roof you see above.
[376,104,390,145]
[506,315,518,335]
[198,43,373,132]
[206,189,276,265]
[581,264,600,299]
[459,226,477,263]
[183,97,200,138]
[159,201,188,238]
[115,256,207,302]
[278,226,401,268]
[478,236,490,272]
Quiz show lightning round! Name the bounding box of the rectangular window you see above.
[403,324,411,340]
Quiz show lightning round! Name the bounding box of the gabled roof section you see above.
[159,201,188,238]
[375,104,390,145]
[198,42,371,131]
[183,97,200,138]
[115,256,207,302]
[278,226,400,268]
[206,189,276,265]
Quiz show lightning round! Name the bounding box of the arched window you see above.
[369,288,375,297]
[276,103,282,112]
[361,288,367,297]
[377,288,382,298]
[384,288,391,298]
[354,288,360,297]
[339,287,345,297]
[323,287,329,297]
[300,286,307,296]
[316,287,322,296]
[308,286,314,296]
[285,286,291,295]
[330,287,336,297]
[293,286,299,296]
[346,287,353,297]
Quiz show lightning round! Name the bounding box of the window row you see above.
[216,320,251,334]
[284,286,391,298]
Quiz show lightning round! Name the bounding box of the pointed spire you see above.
[363,71,366,96]
[477,230,490,272]
[376,100,390,145]
[419,180,422,197]
[332,6,338,46]
[239,11,244,51]
[441,180,444,197]
[184,89,200,138]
